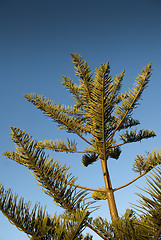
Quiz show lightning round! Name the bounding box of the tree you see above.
[0,53,161,239]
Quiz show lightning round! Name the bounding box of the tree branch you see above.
[106,69,150,143]
[38,148,91,154]
[24,94,92,145]
[113,172,147,192]
[110,142,127,148]
[67,182,106,192]
[86,222,109,240]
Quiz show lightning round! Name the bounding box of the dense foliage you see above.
[1,54,161,239]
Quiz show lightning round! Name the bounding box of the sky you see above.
[0,0,161,239]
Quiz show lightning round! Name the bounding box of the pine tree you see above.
[1,53,161,239]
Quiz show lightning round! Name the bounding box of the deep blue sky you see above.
[0,0,161,239]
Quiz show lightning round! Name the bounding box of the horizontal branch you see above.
[67,182,106,192]
[42,148,90,154]
[113,172,147,192]
[63,150,87,153]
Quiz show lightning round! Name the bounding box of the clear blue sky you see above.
[0,0,161,239]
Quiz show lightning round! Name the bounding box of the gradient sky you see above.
[0,0,161,239]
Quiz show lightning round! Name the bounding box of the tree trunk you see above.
[100,159,118,221]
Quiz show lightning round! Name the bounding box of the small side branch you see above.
[110,142,127,148]
[45,149,91,154]
[113,172,147,192]
[79,135,92,145]
[67,182,106,192]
